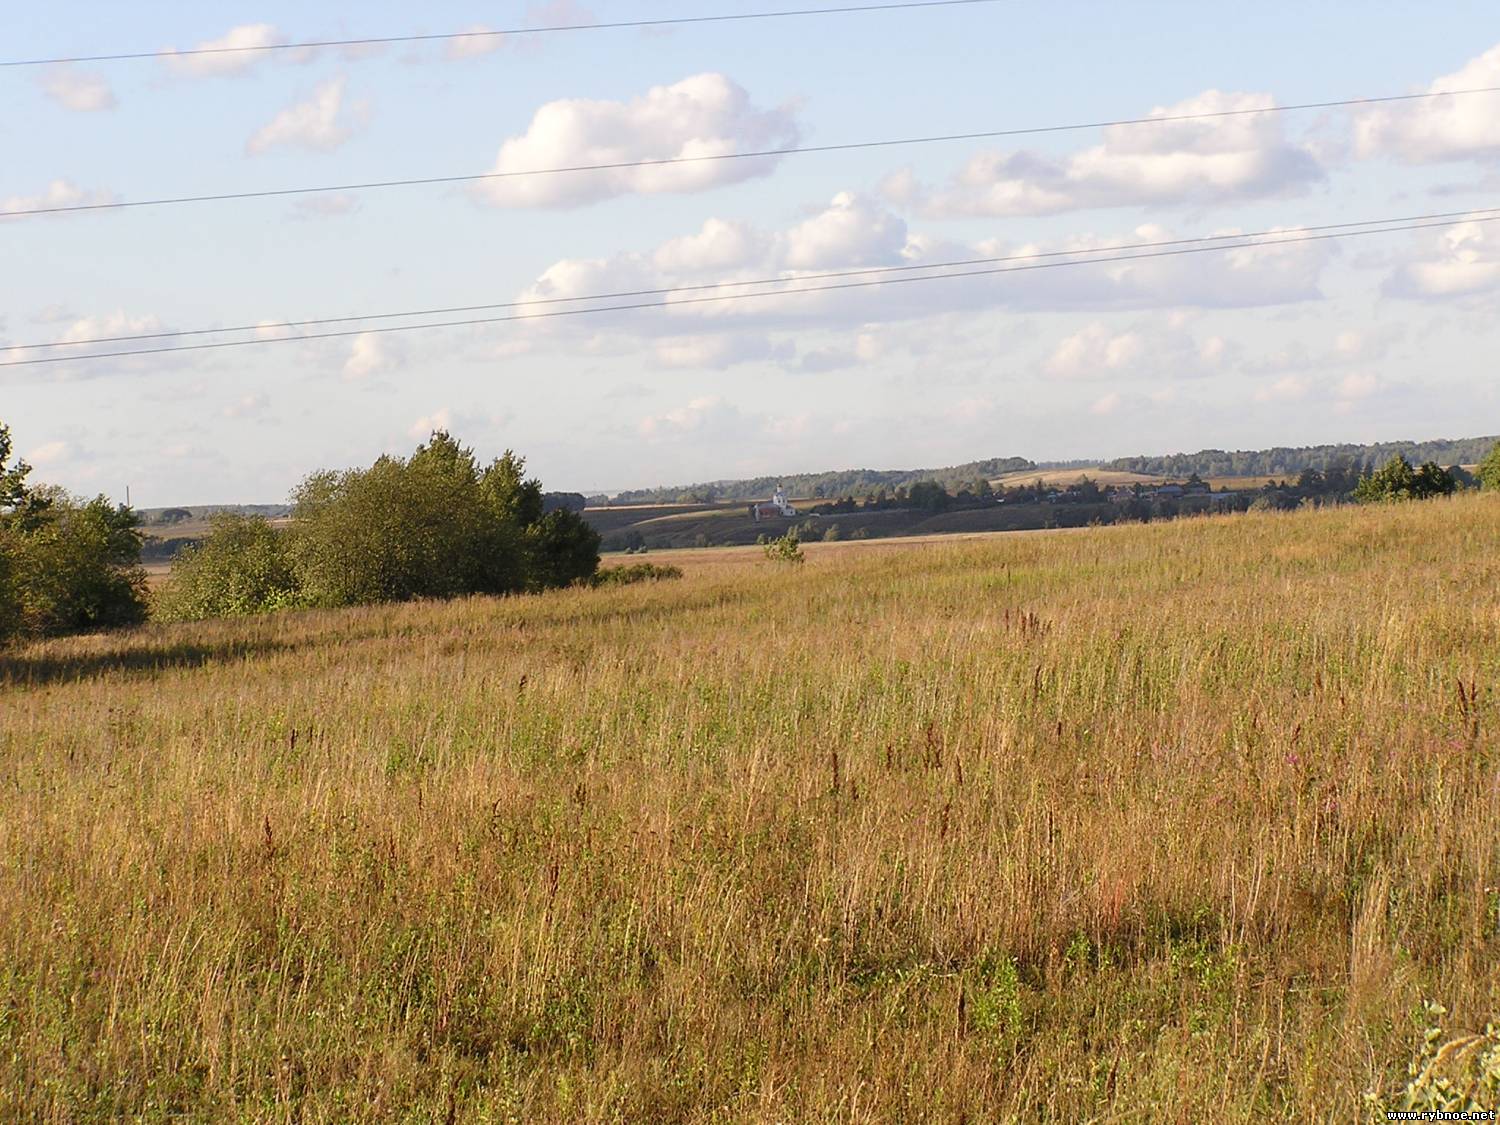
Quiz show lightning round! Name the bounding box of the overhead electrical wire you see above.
[4,209,1493,369]
[8,206,1498,353]
[0,1,1001,69]
[5,86,1498,218]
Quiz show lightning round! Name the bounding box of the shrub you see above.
[1354,456,1456,503]
[8,492,147,637]
[1479,442,1500,491]
[763,532,804,564]
[590,563,684,588]
[155,513,302,621]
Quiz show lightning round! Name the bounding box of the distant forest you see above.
[606,457,1036,504]
[605,436,1500,504]
[1103,436,1500,479]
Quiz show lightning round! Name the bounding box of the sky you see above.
[5,0,1500,504]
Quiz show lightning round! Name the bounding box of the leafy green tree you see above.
[155,513,301,621]
[0,423,32,512]
[763,532,804,564]
[1479,442,1500,491]
[9,491,147,636]
[1355,456,1456,503]
[290,433,524,607]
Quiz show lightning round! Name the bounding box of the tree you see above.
[154,513,301,621]
[0,423,32,512]
[9,492,148,636]
[290,433,525,607]
[763,532,804,564]
[1479,442,1500,491]
[1354,455,1456,503]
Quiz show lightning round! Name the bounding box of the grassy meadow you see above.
[2,497,1498,1120]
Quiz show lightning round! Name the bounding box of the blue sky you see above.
[5,1,1500,503]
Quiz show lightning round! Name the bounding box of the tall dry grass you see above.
[1,497,1497,1121]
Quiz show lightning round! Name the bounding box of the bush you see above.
[155,514,301,621]
[590,562,684,587]
[1479,442,1500,491]
[763,532,804,564]
[1354,456,1456,503]
[8,492,147,637]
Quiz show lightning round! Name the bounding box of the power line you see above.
[4,211,1491,369]
[6,86,1498,219]
[9,206,1498,353]
[1,1,1000,69]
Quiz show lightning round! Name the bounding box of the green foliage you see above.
[0,423,33,512]
[154,514,302,621]
[289,433,527,607]
[1368,1003,1500,1117]
[1108,435,1499,478]
[6,491,147,637]
[590,562,684,587]
[152,433,603,619]
[1478,441,1500,491]
[611,456,1035,505]
[763,532,804,564]
[1354,456,1456,503]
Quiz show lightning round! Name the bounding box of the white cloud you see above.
[1254,375,1309,403]
[653,219,766,274]
[409,408,454,437]
[248,78,364,155]
[1044,319,1230,380]
[224,393,269,419]
[513,198,1334,374]
[1337,372,1379,400]
[783,191,908,270]
[343,333,402,380]
[37,66,116,112]
[638,395,739,439]
[1354,44,1500,163]
[55,311,163,345]
[446,25,506,59]
[900,90,1323,218]
[654,332,793,369]
[473,73,800,208]
[161,24,290,77]
[25,440,70,466]
[1386,219,1500,299]
[1,180,117,219]
[1089,392,1123,416]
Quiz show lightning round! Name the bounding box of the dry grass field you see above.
[2,498,1498,1120]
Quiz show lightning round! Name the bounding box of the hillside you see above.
[3,496,1497,1118]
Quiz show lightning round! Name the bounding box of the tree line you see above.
[0,425,600,645]
[607,457,1036,505]
[1104,436,1499,479]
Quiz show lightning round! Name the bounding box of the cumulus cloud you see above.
[224,393,269,419]
[473,73,800,208]
[1,180,118,218]
[1355,44,1500,163]
[343,333,402,380]
[445,24,506,59]
[510,195,1334,375]
[1044,319,1230,380]
[37,66,116,111]
[1385,219,1500,298]
[248,78,365,155]
[161,24,291,76]
[896,90,1323,218]
[654,332,793,369]
[637,394,808,447]
[409,408,454,437]
[25,440,71,466]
